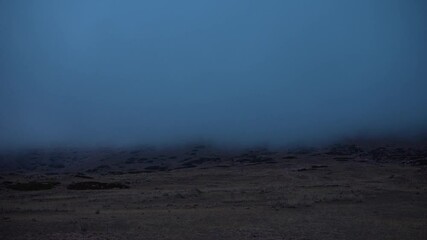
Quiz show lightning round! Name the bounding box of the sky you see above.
[0,0,427,149]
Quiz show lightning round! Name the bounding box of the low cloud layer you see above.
[1,0,427,149]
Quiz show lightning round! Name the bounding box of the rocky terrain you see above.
[1,141,426,240]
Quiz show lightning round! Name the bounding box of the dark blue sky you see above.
[1,0,426,149]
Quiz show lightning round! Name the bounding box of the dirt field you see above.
[1,143,426,240]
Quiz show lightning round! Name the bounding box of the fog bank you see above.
[1,0,427,149]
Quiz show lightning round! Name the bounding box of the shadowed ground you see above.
[1,142,426,240]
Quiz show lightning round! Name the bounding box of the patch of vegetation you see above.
[74,173,94,179]
[413,159,427,166]
[297,165,328,172]
[5,181,60,191]
[127,170,144,174]
[334,157,351,161]
[173,163,197,170]
[67,181,129,190]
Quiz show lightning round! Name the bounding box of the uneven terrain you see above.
[1,142,427,240]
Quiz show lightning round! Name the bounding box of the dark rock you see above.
[5,181,60,191]
[125,158,136,164]
[297,165,328,172]
[413,159,427,166]
[74,173,93,179]
[334,157,351,161]
[67,181,129,190]
[86,165,111,173]
[327,144,362,156]
[144,166,168,172]
[311,165,328,169]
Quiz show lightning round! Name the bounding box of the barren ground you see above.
[1,143,426,240]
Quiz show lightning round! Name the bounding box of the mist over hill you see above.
[1,0,427,150]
